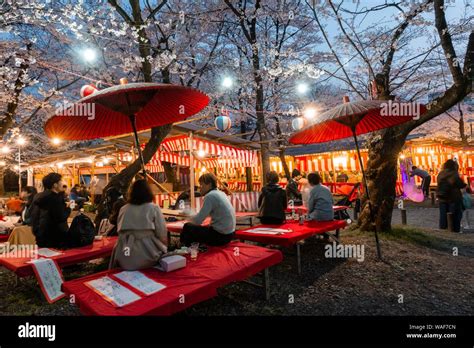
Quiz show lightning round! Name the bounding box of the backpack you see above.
[67,213,96,248]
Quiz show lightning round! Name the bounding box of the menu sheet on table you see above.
[244,227,293,235]
[37,248,63,258]
[85,276,141,307]
[30,258,65,303]
[113,271,166,296]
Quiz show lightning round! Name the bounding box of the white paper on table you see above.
[113,271,166,296]
[245,227,293,234]
[37,248,63,258]
[167,221,185,228]
[86,276,141,307]
[30,258,65,303]
[8,216,21,224]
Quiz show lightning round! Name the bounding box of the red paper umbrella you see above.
[45,82,210,175]
[289,98,427,259]
[289,100,426,144]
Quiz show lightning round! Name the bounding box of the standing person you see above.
[180,173,236,246]
[257,171,287,225]
[437,159,466,232]
[410,166,431,198]
[20,186,37,226]
[110,179,168,271]
[286,169,303,206]
[31,173,71,248]
[307,172,334,222]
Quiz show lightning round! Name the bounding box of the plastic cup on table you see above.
[190,242,199,261]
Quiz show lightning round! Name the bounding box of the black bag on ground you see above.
[67,213,96,248]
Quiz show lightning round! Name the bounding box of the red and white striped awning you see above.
[160,135,257,168]
[117,134,256,172]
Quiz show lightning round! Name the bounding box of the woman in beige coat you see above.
[109,179,168,271]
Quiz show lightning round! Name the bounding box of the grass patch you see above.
[381,226,457,253]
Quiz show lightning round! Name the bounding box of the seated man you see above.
[286,169,303,206]
[257,171,287,225]
[180,173,236,247]
[173,186,201,209]
[69,184,87,209]
[31,173,71,248]
[307,172,334,222]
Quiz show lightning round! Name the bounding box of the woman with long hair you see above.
[110,179,168,270]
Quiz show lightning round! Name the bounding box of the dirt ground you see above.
[1,214,472,316]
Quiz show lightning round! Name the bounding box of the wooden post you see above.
[401,208,407,225]
[447,212,454,232]
[431,191,436,206]
[331,152,337,182]
[189,132,195,210]
[353,209,358,221]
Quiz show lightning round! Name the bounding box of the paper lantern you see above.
[215,115,231,131]
[80,84,98,98]
[292,117,306,131]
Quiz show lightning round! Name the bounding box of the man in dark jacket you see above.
[436,159,466,232]
[258,171,287,224]
[31,173,71,248]
[286,169,303,206]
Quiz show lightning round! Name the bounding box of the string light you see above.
[17,136,26,146]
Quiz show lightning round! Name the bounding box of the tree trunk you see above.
[0,169,4,196]
[357,127,407,232]
[163,162,179,191]
[458,107,468,144]
[94,124,171,226]
[278,149,291,180]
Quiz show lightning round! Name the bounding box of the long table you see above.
[0,237,118,278]
[236,220,347,275]
[285,205,349,214]
[62,241,283,315]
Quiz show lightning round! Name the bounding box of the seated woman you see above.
[257,171,287,225]
[20,186,38,226]
[307,172,334,221]
[110,179,168,271]
[180,173,236,247]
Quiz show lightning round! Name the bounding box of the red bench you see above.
[62,241,283,315]
[236,220,346,275]
[0,237,118,278]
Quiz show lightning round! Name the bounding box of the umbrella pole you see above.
[128,114,147,177]
[351,128,382,260]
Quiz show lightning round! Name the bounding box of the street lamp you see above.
[296,82,309,95]
[16,136,26,194]
[222,76,233,89]
[81,47,97,63]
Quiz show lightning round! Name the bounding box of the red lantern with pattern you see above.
[80,84,98,98]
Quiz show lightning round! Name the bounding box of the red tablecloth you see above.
[235,220,346,247]
[0,237,118,277]
[62,241,282,316]
[284,205,349,214]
